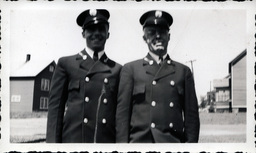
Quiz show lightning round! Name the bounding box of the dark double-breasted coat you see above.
[46,49,122,143]
[116,54,200,143]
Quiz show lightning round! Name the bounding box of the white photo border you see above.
[0,0,255,152]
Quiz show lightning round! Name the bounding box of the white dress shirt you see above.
[85,46,105,60]
[149,52,167,64]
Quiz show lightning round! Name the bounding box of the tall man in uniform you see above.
[116,10,200,143]
[46,9,122,143]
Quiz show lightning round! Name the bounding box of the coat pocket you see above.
[133,84,145,95]
[68,80,80,91]
[132,84,145,103]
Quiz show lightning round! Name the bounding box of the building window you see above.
[41,78,50,91]
[224,90,230,101]
[11,95,21,102]
[49,65,54,72]
[40,97,48,109]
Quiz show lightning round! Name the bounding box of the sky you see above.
[6,2,249,101]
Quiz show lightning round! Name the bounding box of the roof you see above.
[229,49,246,73]
[11,59,56,77]
[213,78,229,88]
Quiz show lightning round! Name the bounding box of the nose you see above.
[155,31,160,38]
[94,28,101,34]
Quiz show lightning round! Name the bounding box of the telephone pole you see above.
[186,59,196,77]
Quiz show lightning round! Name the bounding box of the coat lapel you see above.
[143,54,160,76]
[77,49,95,71]
[86,53,111,76]
[154,55,175,80]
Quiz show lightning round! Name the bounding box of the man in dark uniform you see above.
[46,9,122,143]
[116,10,200,143]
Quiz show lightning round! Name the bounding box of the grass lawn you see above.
[199,134,246,143]
[10,112,247,143]
[199,112,246,125]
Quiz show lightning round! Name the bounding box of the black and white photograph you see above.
[0,1,255,152]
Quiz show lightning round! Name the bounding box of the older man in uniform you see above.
[46,9,122,143]
[116,10,200,143]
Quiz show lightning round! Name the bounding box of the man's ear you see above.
[143,35,147,42]
[82,31,85,38]
[107,32,110,39]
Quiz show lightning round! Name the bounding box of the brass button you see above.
[102,118,107,124]
[170,80,175,86]
[169,102,174,108]
[169,123,173,128]
[152,81,156,85]
[103,98,108,104]
[151,101,156,107]
[85,77,89,82]
[151,123,155,128]
[85,97,89,102]
[84,118,88,124]
[104,78,108,84]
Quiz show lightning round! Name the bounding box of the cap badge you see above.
[154,19,157,25]
[155,11,162,18]
[89,9,97,16]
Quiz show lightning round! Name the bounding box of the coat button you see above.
[149,60,154,65]
[151,123,155,128]
[169,102,174,108]
[170,80,175,86]
[84,118,88,124]
[104,78,108,84]
[152,80,156,85]
[85,97,89,102]
[151,101,156,107]
[169,123,173,128]
[85,77,90,82]
[102,118,107,124]
[167,60,171,64]
[103,98,108,104]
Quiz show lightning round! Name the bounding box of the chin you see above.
[92,47,104,51]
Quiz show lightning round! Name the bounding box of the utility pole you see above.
[186,59,196,77]
[210,81,211,92]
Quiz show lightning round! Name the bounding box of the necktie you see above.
[159,56,163,66]
[93,51,98,61]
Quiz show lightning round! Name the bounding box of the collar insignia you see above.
[79,52,87,60]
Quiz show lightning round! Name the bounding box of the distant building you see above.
[206,91,215,106]
[213,77,231,113]
[206,50,246,113]
[10,54,56,112]
[206,91,215,112]
[229,50,247,112]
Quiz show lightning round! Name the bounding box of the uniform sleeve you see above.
[184,68,200,142]
[46,58,68,143]
[116,64,134,143]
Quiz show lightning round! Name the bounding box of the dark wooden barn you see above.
[10,54,56,112]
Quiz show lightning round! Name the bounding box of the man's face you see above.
[82,23,109,52]
[143,25,170,56]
